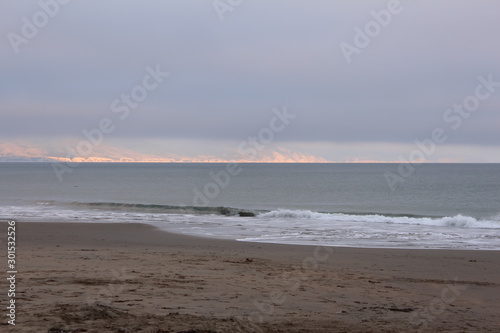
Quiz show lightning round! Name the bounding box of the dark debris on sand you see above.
[37,302,423,333]
[42,303,263,333]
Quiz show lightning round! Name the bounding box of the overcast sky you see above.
[1,0,499,162]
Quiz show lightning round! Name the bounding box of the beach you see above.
[1,221,499,332]
[3,0,500,331]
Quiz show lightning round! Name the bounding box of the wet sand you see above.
[1,221,499,332]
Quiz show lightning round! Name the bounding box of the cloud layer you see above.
[1,0,499,162]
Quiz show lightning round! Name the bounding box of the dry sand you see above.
[1,221,499,332]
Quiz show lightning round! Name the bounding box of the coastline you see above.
[2,221,499,332]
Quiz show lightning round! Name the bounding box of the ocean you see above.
[1,163,499,250]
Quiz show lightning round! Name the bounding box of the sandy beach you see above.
[1,221,499,332]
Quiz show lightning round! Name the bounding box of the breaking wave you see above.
[258,209,500,229]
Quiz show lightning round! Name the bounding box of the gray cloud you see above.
[1,0,499,152]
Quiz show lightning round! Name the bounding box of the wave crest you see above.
[258,209,500,229]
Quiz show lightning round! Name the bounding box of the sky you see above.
[1,0,499,162]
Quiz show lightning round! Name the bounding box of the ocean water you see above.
[0,163,499,250]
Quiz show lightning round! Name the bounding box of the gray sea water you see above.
[1,163,499,249]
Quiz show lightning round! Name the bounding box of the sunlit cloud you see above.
[1,1,499,162]
[1,138,499,163]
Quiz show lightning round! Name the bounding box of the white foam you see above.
[258,209,500,229]
[2,204,499,250]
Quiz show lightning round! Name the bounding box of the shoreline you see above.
[2,221,499,332]
[11,217,500,251]
[25,220,500,250]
